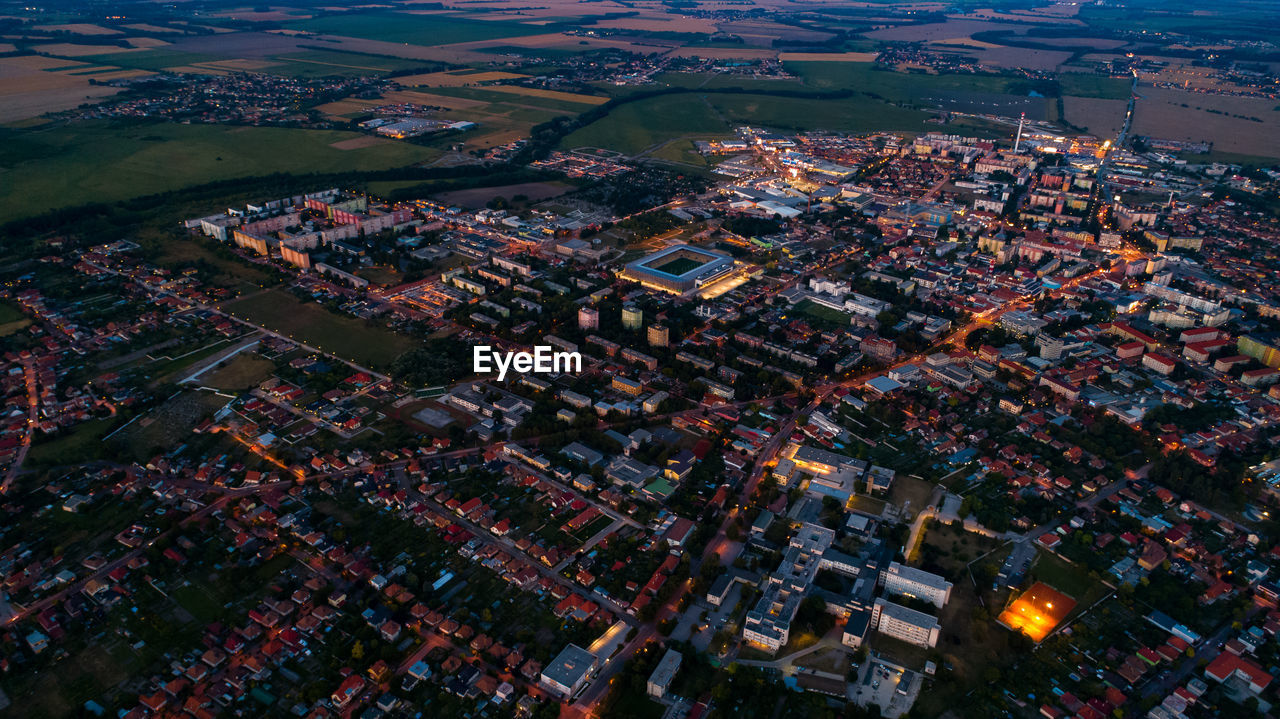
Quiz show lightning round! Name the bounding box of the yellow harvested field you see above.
[122,23,184,34]
[0,56,130,122]
[3,55,91,71]
[34,43,149,57]
[395,70,528,87]
[778,52,879,61]
[483,85,609,105]
[34,23,123,35]
[127,37,171,48]
[929,36,1003,49]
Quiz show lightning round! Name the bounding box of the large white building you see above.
[872,598,940,648]
[882,562,952,608]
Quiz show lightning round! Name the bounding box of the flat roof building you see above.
[541,644,598,699]
[883,562,952,608]
[646,649,683,698]
[872,598,941,648]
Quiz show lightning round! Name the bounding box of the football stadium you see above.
[619,244,737,296]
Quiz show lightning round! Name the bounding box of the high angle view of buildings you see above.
[2,0,1280,718]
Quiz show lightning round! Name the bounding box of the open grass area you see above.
[888,475,936,519]
[915,519,1002,577]
[201,353,276,391]
[1028,550,1109,608]
[143,235,280,294]
[220,289,416,369]
[27,417,118,467]
[287,11,552,46]
[110,390,229,459]
[0,120,438,222]
[3,643,129,719]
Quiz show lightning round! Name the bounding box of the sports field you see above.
[0,121,437,222]
[650,256,706,276]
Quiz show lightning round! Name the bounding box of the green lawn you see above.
[287,11,552,46]
[0,120,438,222]
[794,299,853,328]
[27,417,118,467]
[1030,550,1108,607]
[220,289,417,369]
[0,301,24,324]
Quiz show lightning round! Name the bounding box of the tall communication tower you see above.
[1014,112,1026,154]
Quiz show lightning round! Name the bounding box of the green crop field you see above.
[785,62,1016,100]
[287,11,551,46]
[0,121,437,222]
[426,86,605,114]
[709,93,930,134]
[1058,73,1132,100]
[220,289,417,369]
[267,50,435,78]
[77,49,222,71]
[561,93,730,155]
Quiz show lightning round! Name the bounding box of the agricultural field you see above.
[1130,87,1280,159]
[0,55,148,123]
[1062,95,1128,138]
[285,11,554,46]
[0,121,438,222]
[561,92,731,156]
[219,289,417,369]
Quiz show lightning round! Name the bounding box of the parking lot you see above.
[851,658,921,718]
